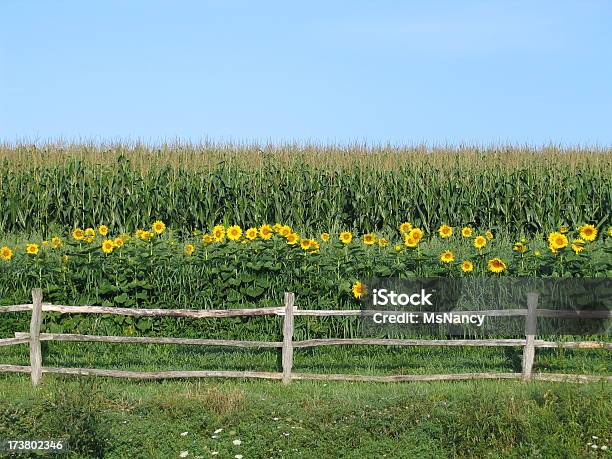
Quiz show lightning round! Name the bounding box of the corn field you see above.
[0,142,610,235]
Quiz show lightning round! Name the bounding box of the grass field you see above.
[0,373,610,458]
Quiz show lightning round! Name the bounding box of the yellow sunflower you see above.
[394,244,403,252]
[184,244,195,255]
[259,224,273,240]
[488,257,507,273]
[438,225,453,238]
[461,227,473,237]
[152,220,166,234]
[578,224,597,242]
[114,237,124,248]
[227,225,242,241]
[473,236,487,249]
[548,232,568,250]
[98,225,109,236]
[559,225,569,234]
[300,239,311,250]
[245,228,258,240]
[101,239,115,254]
[201,234,214,245]
[26,243,39,255]
[513,241,527,253]
[409,227,424,242]
[320,232,330,242]
[0,246,13,261]
[461,260,474,272]
[72,228,84,241]
[212,225,225,242]
[339,231,353,244]
[404,234,418,248]
[571,238,585,254]
[399,222,413,234]
[485,230,494,240]
[280,225,292,237]
[352,281,366,299]
[84,228,96,243]
[51,237,62,249]
[362,233,377,245]
[273,223,283,233]
[378,238,388,247]
[440,250,455,263]
[286,233,299,245]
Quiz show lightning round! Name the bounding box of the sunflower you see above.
[152,220,166,234]
[72,228,84,241]
[309,240,320,253]
[227,225,242,241]
[559,225,569,234]
[212,225,225,242]
[548,232,568,250]
[571,238,585,254]
[409,227,424,242]
[488,257,507,273]
[84,228,96,243]
[286,233,299,245]
[98,225,109,236]
[473,236,487,249]
[273,223,283,233]
[114,237,124,248]
[140,231,153,240]
[513,242,527,253]
[101,239,115,254]
[485,230,494,240]
[201,234,214,245]
[245,228,258,240]
[399,222,413,234]
[184,244,195,255]
[461,227,473,237]
[26,243,39,255]
[0,246,13,261]
[300,239,311,250]
[461,260,474,272]
[280,225,292,237]
[362,233,377,245]
[339,231,353,244]
[378,238,388,247]
[394,244,403,252]
[608,226,612,237]
[440,250,455,263]
[438,225,453,238]
[404,234,418,248]
[578,224,597,242]
[51,237,62,249]
[320,232,330,242]
[352,281,366,299]
[259,224,273,240]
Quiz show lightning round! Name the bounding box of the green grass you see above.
[0,373,610,458]
[0,342,610,376]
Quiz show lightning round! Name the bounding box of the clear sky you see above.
[1,1,611,146]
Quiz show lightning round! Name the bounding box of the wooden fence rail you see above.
[0,289,610,385]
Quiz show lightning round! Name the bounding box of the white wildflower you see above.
[233,439,242,446]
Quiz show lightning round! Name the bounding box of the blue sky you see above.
[1,1,611,146]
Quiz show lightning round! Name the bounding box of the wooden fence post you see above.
[521,292,539,381]
[282,292,296,384]
[30,288,43,385]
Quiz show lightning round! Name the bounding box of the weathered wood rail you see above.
[0,289,610,385]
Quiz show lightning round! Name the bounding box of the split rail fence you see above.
[0,289,610,385]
